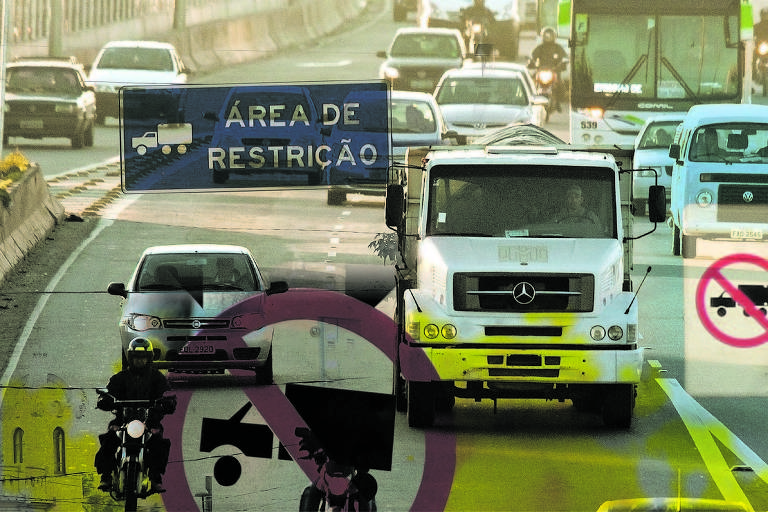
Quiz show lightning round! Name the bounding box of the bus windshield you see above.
[572,13,740,105]
[426,165,617,239]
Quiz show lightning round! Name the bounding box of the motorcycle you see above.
[529,57,567,120]
[461,12,492,57]
[96,389,177,512]
[756,40,768,97]
[296,427,378,512]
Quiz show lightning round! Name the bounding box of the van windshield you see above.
[688,123,768,163]
[426,165,617,239]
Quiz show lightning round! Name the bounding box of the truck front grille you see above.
[453,272,594,313]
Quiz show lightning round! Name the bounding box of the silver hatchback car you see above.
[107,244,287,383]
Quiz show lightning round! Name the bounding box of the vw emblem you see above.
[191,319,201,329]
[743,191,754,203]
[512,282,536,305]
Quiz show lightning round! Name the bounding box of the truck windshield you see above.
[426,164,617,239]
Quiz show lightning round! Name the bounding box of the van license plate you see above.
[731,228,763,239]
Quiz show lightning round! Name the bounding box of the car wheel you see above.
[255,350,273,385]
[70,130,85,149]
[84,122,95,147]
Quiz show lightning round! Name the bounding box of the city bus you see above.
[557,0,754,146]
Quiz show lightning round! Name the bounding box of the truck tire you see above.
[71,130,85,149]
[84,123,95,147]
[407,380,435,428]
[681,234,697,259]
[601,384,634,428]
[672,224,681,256]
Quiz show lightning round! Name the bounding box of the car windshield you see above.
[637,121,681,149]
[434,77,528,106]
[390,33,460,58]
[426,164,617,239]
[6,67,82,95]
[391,100,437,134]
[688,122,768,163]
[97,47,174,71]
[136,253,260,292]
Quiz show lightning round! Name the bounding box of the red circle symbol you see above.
[696,253,768,348]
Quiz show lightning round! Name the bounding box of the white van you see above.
[668,104,768,258]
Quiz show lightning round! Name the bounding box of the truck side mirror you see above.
[668,144,680,160]
[385,184,404,228]
[647,185,666,223]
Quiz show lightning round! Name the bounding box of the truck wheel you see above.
[672,224,681,256]
[136,145,148,156]
[681,234,697,259]
[632,198,646,216]
[601,384,634,428]
[70,130,85,149]
[84,123,95,147]
[407,381,435,428]
[212,170,229,184]
[327,188,346,205]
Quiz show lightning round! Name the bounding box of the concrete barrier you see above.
[0,166,66,287]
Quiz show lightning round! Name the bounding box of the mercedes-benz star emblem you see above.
[512,281,536,305]
[743,191,754,203]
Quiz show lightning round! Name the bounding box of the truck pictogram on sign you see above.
[710,285,768,317]
[131,122,192,155]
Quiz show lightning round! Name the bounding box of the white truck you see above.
[131,122,192,155]
[384,144,666,428]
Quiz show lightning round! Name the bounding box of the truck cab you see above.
[386,144,664,428]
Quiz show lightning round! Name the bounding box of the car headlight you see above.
[696,190,713,208]
[125,314,162,331]
[381,66,400,80]
[55,104,76,114]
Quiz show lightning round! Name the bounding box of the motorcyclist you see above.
[460,0,496,48]
[94,337,173,494]
[528,26,568,111]
[754,8,768,80]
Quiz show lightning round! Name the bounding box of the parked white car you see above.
[88,40,190,124]
[632,114,683,215]
[433,66,548,144]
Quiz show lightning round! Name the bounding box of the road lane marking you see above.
[657,377,766,509]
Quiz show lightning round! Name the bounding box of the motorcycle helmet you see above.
[126,337,154,367]
[542,27,557,44]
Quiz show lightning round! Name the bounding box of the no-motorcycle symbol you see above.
[696,253,768,348]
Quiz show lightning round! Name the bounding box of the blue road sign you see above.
[119,81,390,191]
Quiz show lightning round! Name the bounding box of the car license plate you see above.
[731,228,763,239]
[410,79,433,90]
[179,343,215,354]
[20,119,43,129]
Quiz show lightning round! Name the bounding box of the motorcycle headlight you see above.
[538,69,554,84]
[126,419,146,439]
[759,41,768,55]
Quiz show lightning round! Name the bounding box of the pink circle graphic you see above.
[695,253,768,348]
[160,288,455,511]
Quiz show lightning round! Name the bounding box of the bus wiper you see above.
[660,56,700,103]
[605,54,648,110]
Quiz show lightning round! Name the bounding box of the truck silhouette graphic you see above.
[132,122,192,155]
[710,284,768,317]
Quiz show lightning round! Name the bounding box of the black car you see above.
[377,27,468,93]
[4,57,96,148]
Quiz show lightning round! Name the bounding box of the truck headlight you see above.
[696,190,713,208]
[607,325,624,341]
[590,325,606,341]
[424,324,440,339]
[441,324,457,339]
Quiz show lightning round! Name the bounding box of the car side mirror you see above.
[107,282,127,298]
[266,280,289,295]
[376,50,387,59]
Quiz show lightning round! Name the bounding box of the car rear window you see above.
[7,67,82,95]
[96,47,174,71]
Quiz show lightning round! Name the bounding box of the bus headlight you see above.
[424,324,439,339]
[590,325,606,341]
[696,190,713,208]
[607,325,624,341]
[441,324,457,339]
